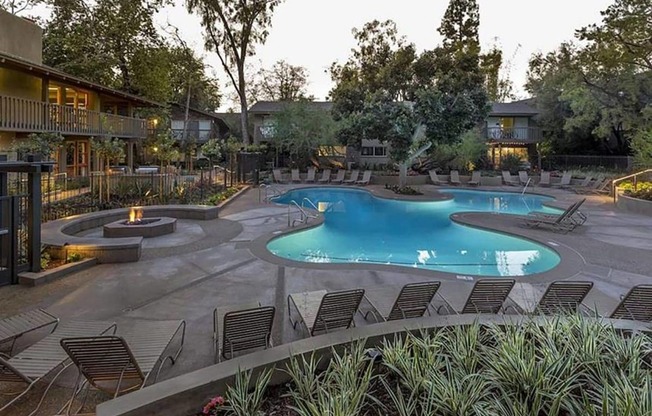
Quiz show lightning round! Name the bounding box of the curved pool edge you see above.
[249,196,585,283]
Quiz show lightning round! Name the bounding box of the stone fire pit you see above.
[103,208,177,238]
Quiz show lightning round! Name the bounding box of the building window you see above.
[374,147,387,156]
[361,147,373,156]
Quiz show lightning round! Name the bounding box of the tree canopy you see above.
[186,0,285,144]
[251,60,312,102]
[329,0,489,168]
[42,0,220,110]
[526,0,652,157]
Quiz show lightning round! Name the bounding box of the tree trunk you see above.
[182,82,192,168]
[238,68,250,145]
[399,163,408,188]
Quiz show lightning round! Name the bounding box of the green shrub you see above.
[500,154,523,173]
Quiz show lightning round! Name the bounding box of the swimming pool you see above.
[267,188,562,276]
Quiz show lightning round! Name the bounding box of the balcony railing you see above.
[483,127,542,143]
[0,94,148,138]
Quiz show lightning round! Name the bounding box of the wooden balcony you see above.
[483,126,542,143]
[0,94,148,138]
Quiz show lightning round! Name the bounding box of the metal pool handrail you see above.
[611,169,652,203]
[301,198,319,211]
[287,200,318,227]
[521,178,532,195]
[258,184,282,203]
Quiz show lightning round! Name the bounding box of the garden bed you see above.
[96,315,652,416]
[195,317,652,416]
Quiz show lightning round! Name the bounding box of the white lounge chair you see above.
[305,167,316,183]
[356,170,372,185]
[429,170,443,185]
[343,170,359,184]
[518,171,529,185]
[272,169,285,183]
[502,171,519,186]
[331,170,346,184]
[552,171,572,188]
[291,169,301,183]
[538,171,551,187]
[467,171,481,186]
[449,170,461,186]
[317,169,331,183]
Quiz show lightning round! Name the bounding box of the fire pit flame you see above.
[127,208,143,225]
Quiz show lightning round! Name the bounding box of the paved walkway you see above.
[1,184,651,415]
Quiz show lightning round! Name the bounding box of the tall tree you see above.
[43,0,220,108]
[527,0,652,156]
[186,0,285,144]
[0,0,41,15]
[480,44,515,102]
[270,101,337,167]
[251,60,312,101]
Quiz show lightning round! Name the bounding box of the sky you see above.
[35,0,616,111]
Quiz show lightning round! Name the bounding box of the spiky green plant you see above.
[224,367,272,416]
[286,341,374,416]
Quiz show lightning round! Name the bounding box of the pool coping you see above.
[248,186,585,283]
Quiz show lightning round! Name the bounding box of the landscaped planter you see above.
[96,315,650,416]
[18,257,97,286]
[616,192,652,216]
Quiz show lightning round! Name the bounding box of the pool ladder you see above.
[259,184,282,203]
[288,199,319,227]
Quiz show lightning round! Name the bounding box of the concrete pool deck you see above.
[1,184,652,414]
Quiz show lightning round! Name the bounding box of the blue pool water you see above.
[267,188,562,276]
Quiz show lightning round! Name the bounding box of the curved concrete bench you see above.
[42,205,219,263]
[96,314,648,416]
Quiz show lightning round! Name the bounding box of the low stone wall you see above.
[96,315,648,416]
[42,205,219,263]
[616,193,652,216]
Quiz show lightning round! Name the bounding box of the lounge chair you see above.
[0,320,117,414]
[528,200,587,227]
[575,177,610,195]
[343,170,359,184]
[522,199,586,232]
[552,171,572,188]
[569,176,593,192]
[291,169,301,183]
[467,171,481,186]
[518,171,529,185]
[362,282,441,322]
[317,169,331,183]
[59,320,185,409]
[609,285,652,322]
[429,170,443,185]
[436,279,516,314]
[331,170,346,184]
[288,289,365,336]
[449,170,461,186]
[356,170,372,185]
[305,167,316,183]
[213,303,275,362]
[538,171,551,187]
[502,171,519,186]
[272,169,285,184]
[0,309,59,355]
[507,281,594,315]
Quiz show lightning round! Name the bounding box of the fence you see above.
[39,168,229,222]
[542,155,634,171]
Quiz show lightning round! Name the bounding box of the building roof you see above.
[170,103,230,130]
[249,100,333,113]
[489,101,538,117]
[0,51,162,107]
